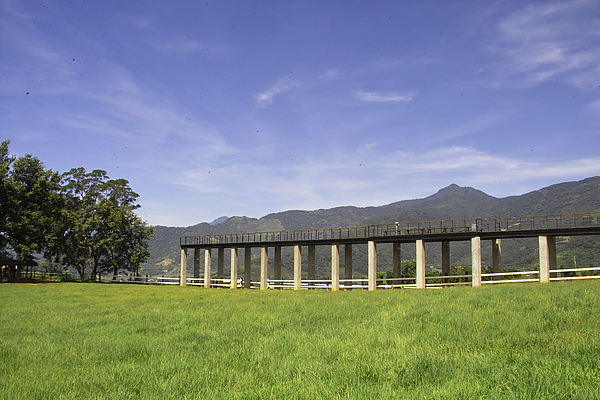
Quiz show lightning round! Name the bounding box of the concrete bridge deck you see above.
[179,212,600,291]
[181,213,600,247]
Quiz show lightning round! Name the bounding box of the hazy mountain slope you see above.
[262,206,380,230]
[369,184,502,224]
[493,176,600,217]
[142,176,600,276]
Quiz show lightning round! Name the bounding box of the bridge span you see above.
[179,212,600,291]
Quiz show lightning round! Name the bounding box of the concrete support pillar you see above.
[368,241,377,291]
[294,245,302,290]
[539,236,556,283]
[308,245,316,287]
[393,243,401,278]
[345,244,353,288]
[442,241,450,276]
[273,246,282,288]
[492,239,502,278]
[217,248,224,280]
[244,247,251,289]
[204,248,212,288]
[416,240,426,289]
[230,248,238,289]
[194,248,200,279]
[331,244,340,291]
[471,236,482,287]
[260,246,268,290]
[180,248,187,287]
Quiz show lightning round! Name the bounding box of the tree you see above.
[0,140,15,262]
[58,168,153,280]
[2,148,62,277]
[400,259,416,278]
[98,200,153,277]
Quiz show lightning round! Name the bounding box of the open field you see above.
[1,282,599,399]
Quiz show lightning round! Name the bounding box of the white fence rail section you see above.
[108,275,180,285]
[101,267,600,288]
[481,270,539,285]
[549,266,600,281]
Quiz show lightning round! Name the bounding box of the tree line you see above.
[1,140,154,281]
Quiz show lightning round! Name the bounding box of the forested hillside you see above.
[143,177,600,277]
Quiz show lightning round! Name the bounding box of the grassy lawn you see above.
[1,281,599,399]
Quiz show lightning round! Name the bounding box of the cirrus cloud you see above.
[255,79,300,108]
[355,90,416,103]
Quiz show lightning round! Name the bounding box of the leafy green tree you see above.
[2,148,62,276]
[400,259,416,278]
[58,168,153,280]
[0,140,15,262]
[98,200,153,277]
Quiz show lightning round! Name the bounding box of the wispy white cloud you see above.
[428,110,516,144]
[0,5,232,173]
[255,79,299,108]
[491,0,600,88]
[154,37,204,52]
[163,144,600,224]
[355,90,415,103]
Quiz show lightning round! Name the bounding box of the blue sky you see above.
[1,0,599,227]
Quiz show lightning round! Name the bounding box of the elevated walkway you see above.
[179,212,600,291]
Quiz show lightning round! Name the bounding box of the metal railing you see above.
[181,212,600,246]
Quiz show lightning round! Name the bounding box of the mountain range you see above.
[143,176,600,278]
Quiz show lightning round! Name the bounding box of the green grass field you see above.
[1,281,599,399]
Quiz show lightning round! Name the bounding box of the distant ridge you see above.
[145,176,600,276]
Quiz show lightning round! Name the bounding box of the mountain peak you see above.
[209,216,229,225]
[436,183,462,194]
[432,183,494,198]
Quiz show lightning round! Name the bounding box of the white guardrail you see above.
[104,267,600,288]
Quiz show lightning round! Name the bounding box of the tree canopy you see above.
[0,140,154,280]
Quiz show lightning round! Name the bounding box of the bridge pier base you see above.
[244,247,251,289]
[393,243,401,279]
[308,245,315,287]
[416,240,425,289]
[368,241,377,291]
[332,244,340,291]
[217,248,224,281]
[345,244,353,288]
[194,248,200,279]
[472,237,481,287]
[442,241,450,276]
[539,236,556,283]
[492,239,502,280]
[180,248,187,287]
[230,248,238,289]
[260,246,268,290]
[274,246,282,289]
[294,245,302,290]
[204,248,212,288]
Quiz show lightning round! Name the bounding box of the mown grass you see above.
[1,281,599,399]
